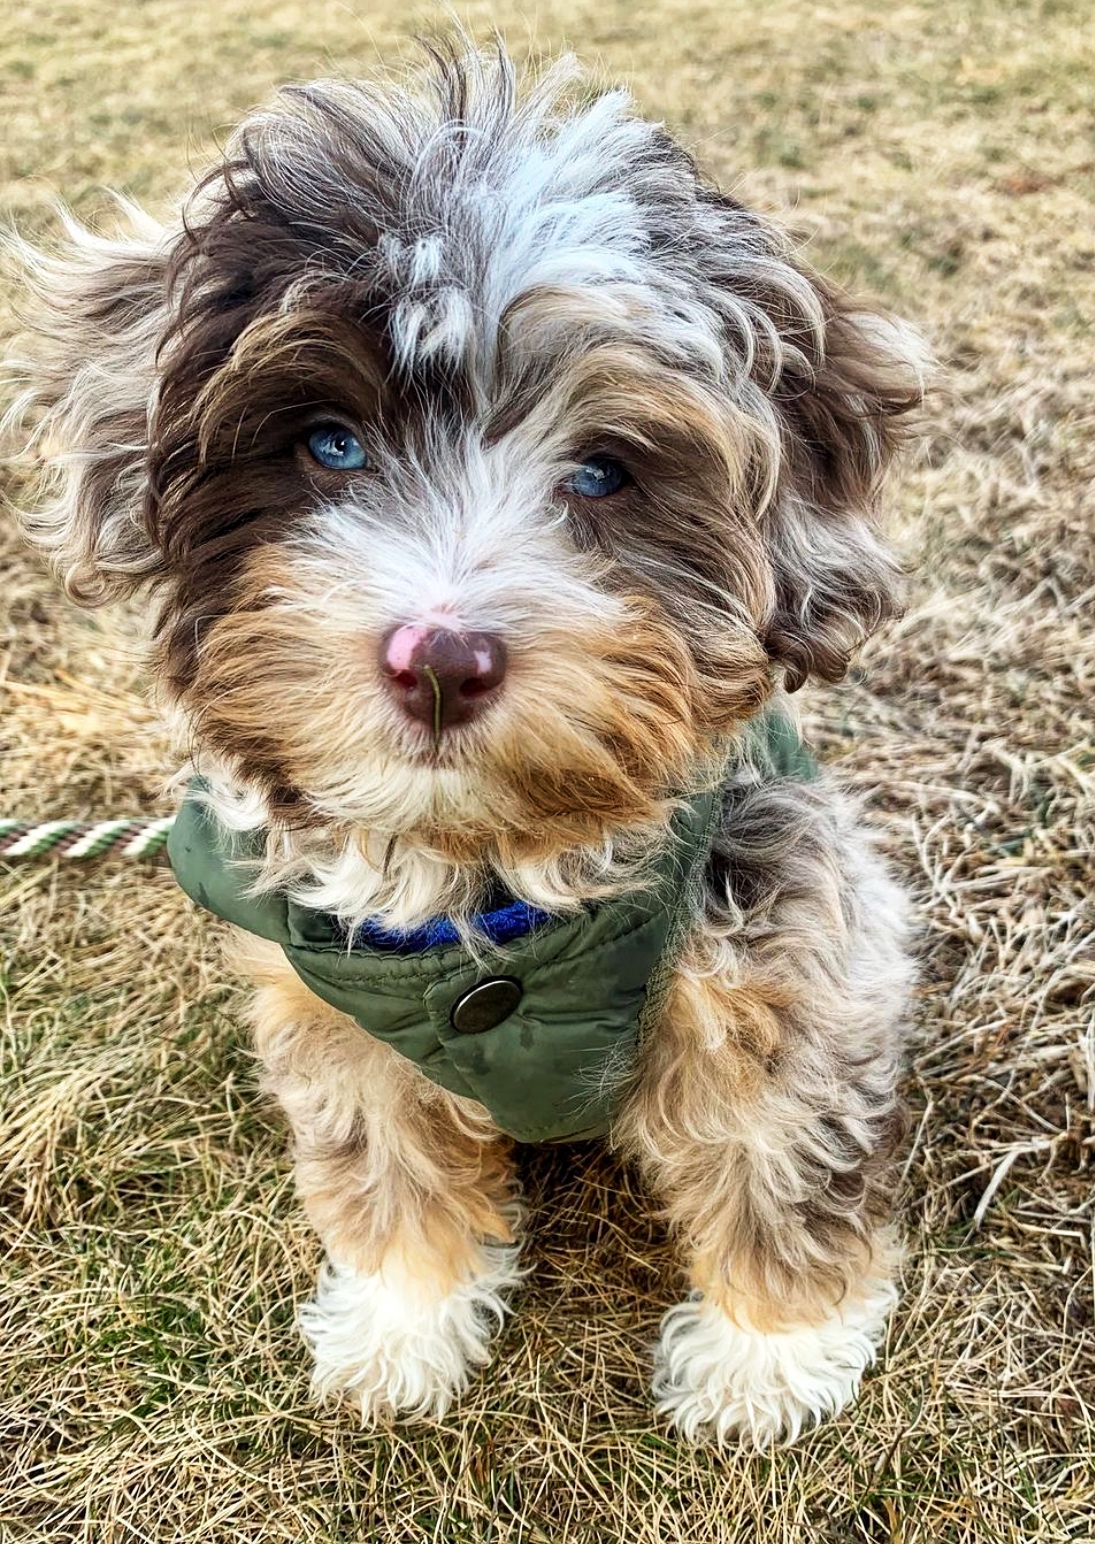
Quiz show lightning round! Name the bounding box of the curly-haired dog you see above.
[10,43,923,1445]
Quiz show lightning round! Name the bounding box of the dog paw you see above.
[299,1242,522,1422]
[652,1279,897,1448]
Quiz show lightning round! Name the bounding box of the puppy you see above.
[10,43,922,1446]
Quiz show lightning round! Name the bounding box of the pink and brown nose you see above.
[380,625,507,732]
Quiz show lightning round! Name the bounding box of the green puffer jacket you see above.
[167,712,816,1144]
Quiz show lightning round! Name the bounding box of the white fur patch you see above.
[299,1242,523,1422]
[653,1277,898,1448]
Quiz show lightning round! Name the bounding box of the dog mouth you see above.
[404,739,461,770]
[395,716,487,770]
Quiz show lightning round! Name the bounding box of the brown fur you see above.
[615,777,910,1332]
[238,931,516,1294]
[187,539,765,857]
[6,44,922,1436]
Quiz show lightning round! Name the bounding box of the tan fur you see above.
[615,782,910,1336]
[620,964,897,1330]
[6,45,923,1434]
[235,931,515,1298]
[187,543,767,914]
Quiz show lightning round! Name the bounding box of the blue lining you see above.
[352,897,553,954]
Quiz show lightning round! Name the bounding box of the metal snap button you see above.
[450,977,523,1034]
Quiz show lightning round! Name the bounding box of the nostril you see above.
[389,669,418,691]
[460,676,491,698]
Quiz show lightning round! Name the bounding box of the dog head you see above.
[10,45,922,919]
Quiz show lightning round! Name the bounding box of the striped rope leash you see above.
[0,817,175,860]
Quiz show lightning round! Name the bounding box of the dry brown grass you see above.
[1,1,1093,1540]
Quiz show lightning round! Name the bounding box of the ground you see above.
[0,2,1092,1541]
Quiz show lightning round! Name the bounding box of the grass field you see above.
[1,2,1093,1540]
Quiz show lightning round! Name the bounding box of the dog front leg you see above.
[617,787,910,1446]
[234,933,521,1422]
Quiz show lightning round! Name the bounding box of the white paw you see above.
[299,1242,522,1422]
[653,1278,897,1448]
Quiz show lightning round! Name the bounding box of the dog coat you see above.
[167,711,816,1143]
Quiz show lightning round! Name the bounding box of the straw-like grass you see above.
[1,2,1092,1539]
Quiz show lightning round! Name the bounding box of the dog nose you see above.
[380,625,507,731]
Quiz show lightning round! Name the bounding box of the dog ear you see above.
[755,276,926,690]
[6,202,171,605]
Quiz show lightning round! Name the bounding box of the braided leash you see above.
[0,817,174,861]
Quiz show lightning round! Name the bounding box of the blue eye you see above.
[565,455,627,499]
[307,424,369,471]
